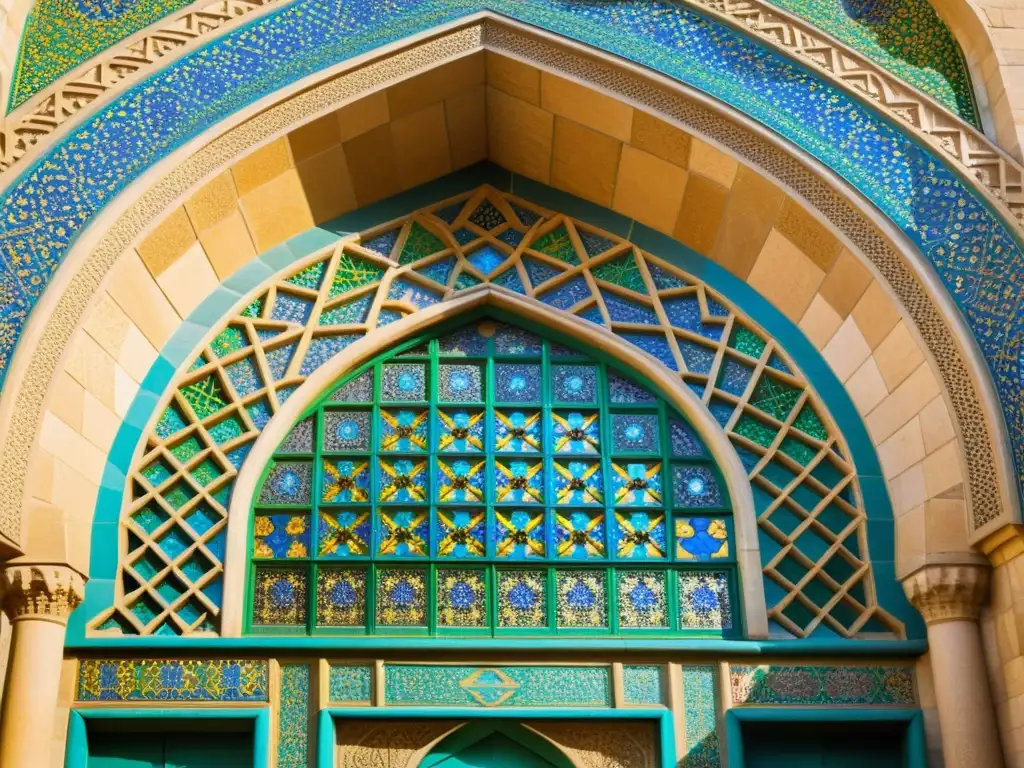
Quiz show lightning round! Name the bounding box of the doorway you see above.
[742,720,907,767]
[87,726,254,768]
[418,722,574,768]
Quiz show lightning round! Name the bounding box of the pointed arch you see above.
[417,720,576,768]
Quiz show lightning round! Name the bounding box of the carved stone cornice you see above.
[1,564,85,623]
[902,564,990,625]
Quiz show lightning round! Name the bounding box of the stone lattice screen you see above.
[90,186,901,639]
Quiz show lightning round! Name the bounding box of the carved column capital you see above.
[1,563,85,624]
[902,564,990,625]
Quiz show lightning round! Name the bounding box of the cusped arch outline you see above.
[82,186,912,643]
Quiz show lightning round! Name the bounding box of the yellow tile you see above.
[845,356,888,415]
[865,362,941,445]
[747,230,825,322]
[818,247,872,317]
[540,71,633,142]
[774,197,843,272]
[487,87,554,183]
[240,169,316,252]
[612,145,687,235]
[920,395,956,453]
[184,171,239,233]
[107,250,181,348]
[295,145,358,223]
[710,166,785,279]
[136,207,197,277]
[343,123,401,206]
[877,416,926,480]
[387,53,485,119]
[230,137,293,197]
[82,292,131,362]
[198,211,259,280]
[551,117,621,207]
[288,112,341,164]
[923,439,963,498]
[874,321,926,391]
[688,138,739,188]
[797,294,842,350]
[896,503,926,575]
[486,51,540,105]
[821,316,871,383]
[673,174,727,256]
[630,111,691,168]
[390,102,452,190]
[851,280,901,349]
[446,85,487,170]
[155,241,219,318]
[336,90,390,143]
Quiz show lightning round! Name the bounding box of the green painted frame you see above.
[316,707,676,768]
[243,309,739,638]
[64,707,272,768]
[725,707,927,768]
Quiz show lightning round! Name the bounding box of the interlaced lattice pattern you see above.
[92,186,901,639]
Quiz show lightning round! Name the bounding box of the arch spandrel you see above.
[78,184,917,643]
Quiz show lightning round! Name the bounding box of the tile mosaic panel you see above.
[278,664,310,768]
[496,569,547,627]
[77,659,268,701]
[622,665,665,705]
[730,665,916,705]
[383,664,611,706]
[317,568,367,626]
[329,665,373,702]
[681,665,720,767]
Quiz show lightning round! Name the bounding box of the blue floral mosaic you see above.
[77,659,268,701]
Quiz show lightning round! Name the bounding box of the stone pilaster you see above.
[903,563,1004,768]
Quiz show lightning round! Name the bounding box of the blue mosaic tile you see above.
[494,363,541,403]
[465,244,507,276]
[672,465,723,508]
[538,276,591,310]
[552,364,597,403]
[602,291,660,325]
[270,294,314,325]
[522,256,563,289]
[299,334,359,376]
[492,325,543,356]
[491,266,527,294]
[617,332,678,371]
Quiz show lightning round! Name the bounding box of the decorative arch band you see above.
[87,185,905,642]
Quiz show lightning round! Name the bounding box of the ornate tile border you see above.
[730,664,916,706]
[76,658,269,701]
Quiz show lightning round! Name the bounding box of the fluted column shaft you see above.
[903,564,1003,768]
[0,564,83,768]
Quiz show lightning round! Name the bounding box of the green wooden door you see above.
[430,732,559,767]
[88,730,253,768]
[743,722,905,768]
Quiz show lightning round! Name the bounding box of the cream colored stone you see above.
[845,356,888,415]
[106,250,182,348]
[486,87,554,183]
[485,51,540,105]
[612,145,687,235]
[874,321,926,391]
[890,463,928,517]
[897,503,926,573]
[239,169,316,251]
[821,316,872,383]
[63,331,116,413]
[390,102,453,190]
[117,324,158,384]
[551,117,621,207]
[39,411,105,485]
[82,292,131,363]
[540,71,633,142]
[688,138,738,188]
[80,391,120,452]
[342,124,400,207]
[155,242,219,318]
[747,230,825,322]
[797,294,842,350]
[47,373,85,435]
[851,280,901,349]
[112,363,139,419]
[920,395,956,453]
[877,416,926,480]
[924,496,970,555]
[865,362,941,445]
[923,439,964,498]
[184,171,239,233]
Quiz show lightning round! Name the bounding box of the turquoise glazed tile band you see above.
[0,1,1021,503]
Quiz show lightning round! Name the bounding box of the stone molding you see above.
[1,564,85,623]
[2,0,1022,241]
[902,563,990,625]
[0,0,290,176]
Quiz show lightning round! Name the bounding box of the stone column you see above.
[903,564,1004,768]
[0,564,84,768]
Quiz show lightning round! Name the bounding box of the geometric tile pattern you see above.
[383,664,611,707]
[245,314,735,635]
[76,659,268,701]
[95,188,899,639]
[681,664,720,768]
